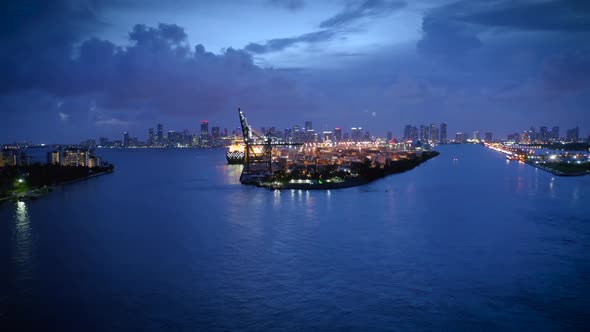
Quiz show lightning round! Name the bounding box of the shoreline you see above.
[526,161,590,177]
[247,150,440,190]
[0,169,113,203]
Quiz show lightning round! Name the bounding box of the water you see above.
[1,145,589,331]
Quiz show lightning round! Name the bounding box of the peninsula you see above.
[236,109,440,190]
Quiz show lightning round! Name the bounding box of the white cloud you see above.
[58,112,69,121]
[95,118,129,126]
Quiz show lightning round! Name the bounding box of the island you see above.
[0,148,114,202]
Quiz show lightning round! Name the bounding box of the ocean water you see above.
[1,144,589,331]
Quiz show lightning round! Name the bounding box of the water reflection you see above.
[13,201,34,294]
[220,165,243,185]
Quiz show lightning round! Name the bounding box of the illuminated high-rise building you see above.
[212,127,220,143]
[539,126,548,143]
[334,127,342,142]
[47,149,61,165]
[123,132,130,147]
[429,124,438,143]
[551,126,559,141]
[566,126,579,142]
[420,125,429,142]
[440,123,447,144]
[351,127,362,142]
[148,128,155,146]
[200,120,209,135]
[157,124,163,144]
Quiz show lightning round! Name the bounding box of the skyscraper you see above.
[551,126,559,141]
[387,131,392,142]
[403,125,412,141]
[123,132,130,147]
[157,124,163,144]
[440,123,447,144]
[200,120,209,135]
[351,127,362,142]
[334,127,342,142]
[148,128,155,146]
[305,121,312,131]
[420,125,429,142]
[539,126,548,143]
[429,124,438,143]
[566,126,579,142]
[485,132,493,142]
[473,131,480,141]
[212,126,220,143]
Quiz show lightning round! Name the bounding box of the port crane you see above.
[238,108,302,184]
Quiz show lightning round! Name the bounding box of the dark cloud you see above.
[0,18,310,138]
[455,0,590,32]
[417,0,590,57]
[245,30,335,54]
[542,49,590,92]
[417,17,482,57]
[268,0,305,11]
[320,0,406,28]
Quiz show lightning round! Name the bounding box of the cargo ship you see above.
[226,141,245,164]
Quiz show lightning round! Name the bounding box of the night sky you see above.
[1,0,589,143]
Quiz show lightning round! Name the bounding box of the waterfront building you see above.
[420,125,429,142]
[351,127,362,142]
[566,126,579,142]
[551,126,559,141]
[455,132,465,143]
[157,124,164,145]
[0,149,21,167]
[440,123,447,144]
[539,126,548,143]
[62,149,90,167]
[99,137,110,147]
[403,125,412,141]
[200,120,209,136]
[473,131,480,141]
[485,132,493,142]
[80,139,96,148]
[123,132,130,147]
[212,127,220,144]
[429,124,438,144]
[148,128,155,146]
[334,127,342,142]
[47,149,61,165]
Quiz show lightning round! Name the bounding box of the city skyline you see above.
[1,1,589,142]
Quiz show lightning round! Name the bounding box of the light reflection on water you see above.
[13,201,34,296]
[0,146,589,331]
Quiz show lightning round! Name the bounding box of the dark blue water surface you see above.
[1,145,589,331]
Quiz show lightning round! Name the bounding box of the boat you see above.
[226,141,245,164]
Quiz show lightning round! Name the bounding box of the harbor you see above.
[234,109,439,189]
